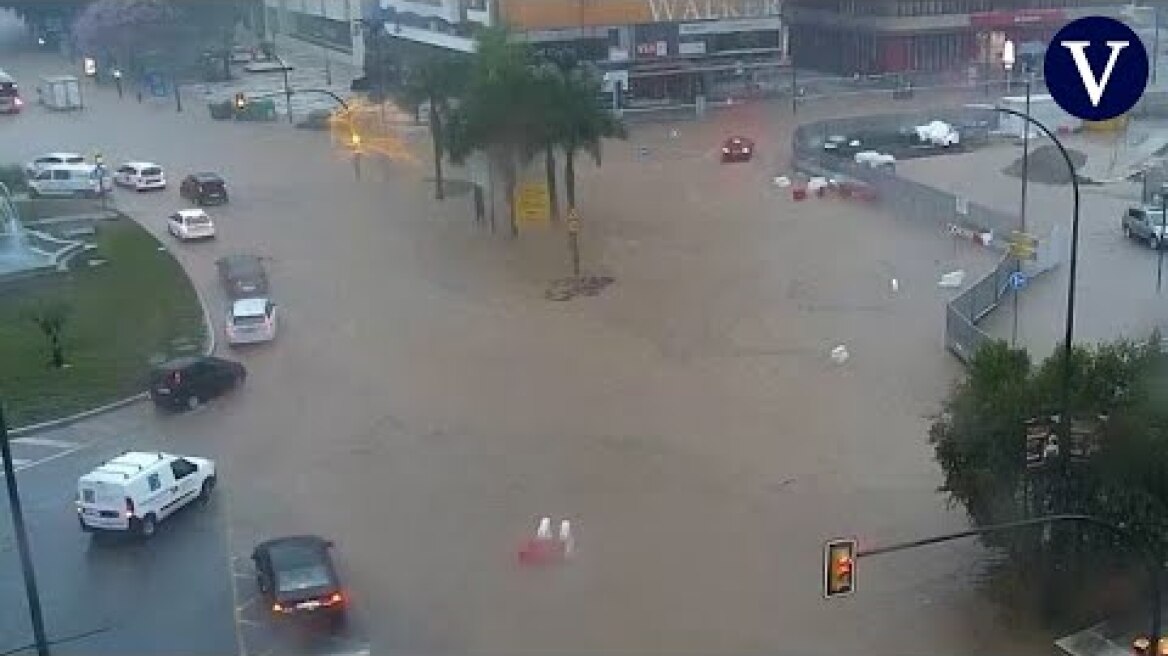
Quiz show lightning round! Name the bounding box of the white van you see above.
[28,162,111,198]
[76,451,217,537]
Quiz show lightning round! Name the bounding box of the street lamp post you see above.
[112,68,122,99]
[1,403,51,656]
[274,53,293,124]
[971,103,1082,473]
[1159,185,1167,294]
[1003,38,1015,95]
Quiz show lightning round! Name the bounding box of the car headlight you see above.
[742,148,751,153]
[722,147,730,154]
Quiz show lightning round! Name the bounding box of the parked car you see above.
[24,151,84,178]
[216,254,269,299]
[1122,205,1167,249]
[721,136,755,163]
[226,297,278,345]
[114,161,166,191]
[76,451,216,538]
[27,163,110,198]
[148,355,246,411]
[252,535,346,626]
[179,172,229,205]
[167,209,216,241]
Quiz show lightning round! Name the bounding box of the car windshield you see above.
[9,5,1164,656]
[233,313,266,326]
[275,564,331,593]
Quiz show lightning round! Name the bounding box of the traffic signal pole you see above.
[850,514,1161,651]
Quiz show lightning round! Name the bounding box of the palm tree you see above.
[445,27,542,237]
[555,64,627,211]
[397,56,468,200]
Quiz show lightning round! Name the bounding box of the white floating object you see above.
[938,270,966,288]
[773,176,791,187]
[558,519,575,557]
[830,345,849,364]
[891,278,899,293]
[536,517,552,540]
[669,129,679,139]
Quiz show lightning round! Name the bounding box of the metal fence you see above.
[790,109,1062,366]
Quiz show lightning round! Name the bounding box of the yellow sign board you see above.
[515,181,551,227]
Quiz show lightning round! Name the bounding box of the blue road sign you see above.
[1044,16,1148,122]
[1009,271,1028,291]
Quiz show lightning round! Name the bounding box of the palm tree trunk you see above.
[544,143,559,221]
[504,160,518,238]
[429,97,445,200]
[564,149,577,209]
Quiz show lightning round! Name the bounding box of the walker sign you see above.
[1044,16,1149,122]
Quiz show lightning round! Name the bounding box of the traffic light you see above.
[823,538,857,598]
[233,92,247,110]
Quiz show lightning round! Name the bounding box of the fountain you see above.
[0,182,77,281]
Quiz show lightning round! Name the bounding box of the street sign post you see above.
[1009,270,1028,290]
[1007,230,1039,261]
[567,209,581,277]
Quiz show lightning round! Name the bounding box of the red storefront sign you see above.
[969,9,1065,29]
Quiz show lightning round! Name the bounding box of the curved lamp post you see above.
[968,103,1082,471]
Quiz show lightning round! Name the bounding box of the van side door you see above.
[168,457,202,513]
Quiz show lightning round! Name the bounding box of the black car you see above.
[216,254,269,299]
[179,172,228,205]
[149,356,246,411]
[253,536,346,626]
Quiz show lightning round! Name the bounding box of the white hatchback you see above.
[114,161,166,191]
[226,297,278,345]
[167,209,215,240]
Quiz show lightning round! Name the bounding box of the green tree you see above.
[929,337,1168,622]
[551,63,626,212]
[397,56,468,201]
[26,302,71,368]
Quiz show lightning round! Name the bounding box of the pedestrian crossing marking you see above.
[11,437,81,449]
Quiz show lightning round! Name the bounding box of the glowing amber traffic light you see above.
[824,538,857,598]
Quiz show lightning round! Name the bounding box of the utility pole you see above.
[1013,70,1032,346]
[1,403,51,656]
[567,208,581,277]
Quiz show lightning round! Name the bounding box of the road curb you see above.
[9,233,218,437]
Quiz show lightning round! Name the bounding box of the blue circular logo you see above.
[1044,16,1148,121]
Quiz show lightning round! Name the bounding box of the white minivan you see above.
[28,163,111,198]
[76,451,217,538]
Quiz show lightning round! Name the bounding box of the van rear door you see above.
[77,479,129,529]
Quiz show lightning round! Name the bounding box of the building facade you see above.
[786,0,1131,76]
[263,0,365,65]
[367,0,790,104]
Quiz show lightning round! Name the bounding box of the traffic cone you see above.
[518,517,556,565]
[558,519,575,559]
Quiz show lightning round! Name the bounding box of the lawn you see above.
[0,217,206,428]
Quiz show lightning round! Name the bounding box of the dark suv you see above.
[149,356,246,411]
[179,172,229,205]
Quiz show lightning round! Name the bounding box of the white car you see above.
[76,451,216,538]
[914,120,961,147]
[167,209,215,240]
[24,151,85,178]
[226,297,278,345]
[114,161,166,191]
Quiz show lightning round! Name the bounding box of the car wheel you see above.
[186,394,201,411]
[199,476,216,502]
[136,514,158,538]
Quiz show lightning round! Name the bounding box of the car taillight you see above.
[325,592,344,606]
[124,497,135,518]
[272,602,284,613]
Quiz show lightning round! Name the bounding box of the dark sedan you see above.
[253,535,346,627]
[721,136,755,163]
[179,172,229,205]
[149,356,246,411]
[216,253,269,299]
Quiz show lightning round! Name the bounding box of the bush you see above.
[0,164,28,193]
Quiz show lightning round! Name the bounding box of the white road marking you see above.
[9,458,33,468]
[8,441,91,473]
[11,437,81,449]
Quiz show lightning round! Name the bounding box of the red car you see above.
[721,136,754,163]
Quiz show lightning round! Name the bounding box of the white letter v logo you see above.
[1061,40,1129,107]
